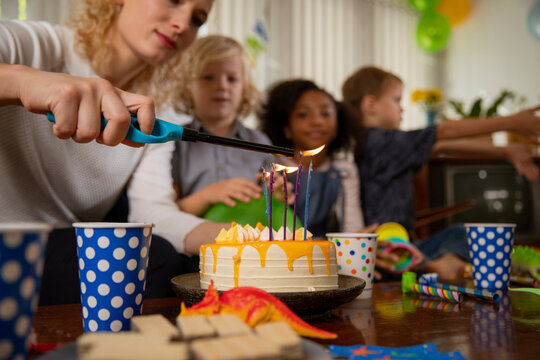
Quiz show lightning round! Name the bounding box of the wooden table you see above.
[33,283,540,360]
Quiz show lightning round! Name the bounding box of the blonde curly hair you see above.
[172,34,259,119]
[69,0,186,110]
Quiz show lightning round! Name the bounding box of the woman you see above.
[0,0,215,304]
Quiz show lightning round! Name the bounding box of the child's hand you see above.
[373,241,425,280]
[357,223,379,233]
[504,143,539,182]
[511,104,540,140]
[374,241,400,279]
[268,175,295,205]
[202,178,261,207]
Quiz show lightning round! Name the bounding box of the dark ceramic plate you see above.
[170,273,365,316]
[38,338,331,360]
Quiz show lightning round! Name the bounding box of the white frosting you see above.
[199,241,339,292]
[258,227,279,241]
[275,226,293,241]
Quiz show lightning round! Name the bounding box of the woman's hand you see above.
[10,65,155,146]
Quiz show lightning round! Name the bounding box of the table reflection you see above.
[471,295,515,352]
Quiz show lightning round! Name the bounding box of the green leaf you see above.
[486,90,513,117]
[469,98,483,117]
[448,100,467,118]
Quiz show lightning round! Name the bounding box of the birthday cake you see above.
[199,223,339,292]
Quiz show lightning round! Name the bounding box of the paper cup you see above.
[0,223,51,360]
[465,223,516,291]
[73,223,153,332]
[326,233,378,299]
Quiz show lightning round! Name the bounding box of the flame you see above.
[302,145,325,156]
[273,164,298,174]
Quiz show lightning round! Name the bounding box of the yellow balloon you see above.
[437,0,471,26]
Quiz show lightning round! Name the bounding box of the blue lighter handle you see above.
[46,111,185,143]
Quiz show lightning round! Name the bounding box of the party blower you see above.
[46,112,295,157]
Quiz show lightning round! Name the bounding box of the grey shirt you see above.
[172,118,273,197]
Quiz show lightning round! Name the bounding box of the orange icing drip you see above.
[251,242,272,267]
[320,242,331,275]
[233,245,245,287]
[200,241,336,286]
[201,248,206,278]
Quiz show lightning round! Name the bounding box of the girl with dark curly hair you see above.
[259,79,375,238]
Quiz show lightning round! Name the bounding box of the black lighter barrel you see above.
[190,131,295,157]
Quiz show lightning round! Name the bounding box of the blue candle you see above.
[304,160,313,240]
[269,165,274,241]
[261,168,271,229]
[292,163,302,241]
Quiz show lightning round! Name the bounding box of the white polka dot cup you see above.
[465,223,516,291]
[73,222,153,333]
[0,222,51,360]
[326,233,379,299]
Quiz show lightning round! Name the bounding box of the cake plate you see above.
[170,273,366,316]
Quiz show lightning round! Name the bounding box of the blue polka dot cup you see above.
[326,233,379,299]
[0,223,51,360]
[73,222,153,333]
[465,223,516,291]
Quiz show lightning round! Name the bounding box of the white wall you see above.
[207,0,439,130]
[443,0,540,113]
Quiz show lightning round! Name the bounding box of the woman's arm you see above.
[437,105,540,141]
[128,142,212,254]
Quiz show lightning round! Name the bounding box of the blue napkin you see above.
[328,343,467,359]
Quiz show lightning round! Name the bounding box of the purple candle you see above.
[261,168,271,230]
[304,160,313,241]
[292,163,302,240]
[269,165,274,241]
[282,170,288,240]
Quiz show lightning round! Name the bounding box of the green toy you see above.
[401,272,418,294]
[511,245,540,282]
[203,194,301,230]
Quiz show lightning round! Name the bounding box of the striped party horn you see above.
[412,283,462,303]
[510,275,538,288]
[433,283,501,303]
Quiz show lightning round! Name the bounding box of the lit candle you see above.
[282,169,287,240]
[269,164,274,241]
[300,145,325,240]
[273,164,298,240]
[292,162,302,241]
[261,168,271,230]
[304,160,313,240]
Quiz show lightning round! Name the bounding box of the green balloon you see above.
[203,194,301,230]
[416,12,451,53]
[409,0,441,12]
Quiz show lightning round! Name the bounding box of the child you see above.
[170,35,273,217]
[259,79,374,238]
[129,35,292,261]
[342,66,540,280]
